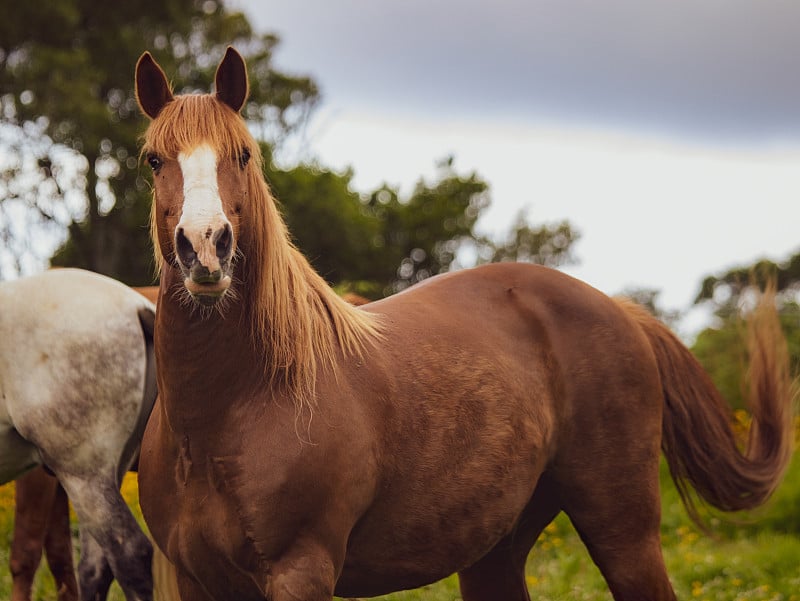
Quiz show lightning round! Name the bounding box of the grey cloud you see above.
[239,0,800,141]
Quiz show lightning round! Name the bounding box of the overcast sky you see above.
[231,0,800,336]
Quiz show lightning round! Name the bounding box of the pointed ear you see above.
[215,46,249,113]
[135,52,174,120]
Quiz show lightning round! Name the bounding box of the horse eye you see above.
[147,154,162,172]
[238,148,251,169]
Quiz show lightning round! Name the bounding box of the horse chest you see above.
[150,441,262,589]
[149,422,314,589]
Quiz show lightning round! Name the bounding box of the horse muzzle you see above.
[175,224,234,305]
[183,269,232,305]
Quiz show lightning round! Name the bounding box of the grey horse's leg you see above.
[77,529,114,601]
[60,475,153,601]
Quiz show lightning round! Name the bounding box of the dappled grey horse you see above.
[0,268,157,601]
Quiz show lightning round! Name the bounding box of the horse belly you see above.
[334,335,555,596]
[337,428,549,596]
[337,480,540,596]
[0,425,40,484]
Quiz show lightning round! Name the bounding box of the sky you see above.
[231,0,800,337]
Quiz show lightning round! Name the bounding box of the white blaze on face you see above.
[177,144,231,272]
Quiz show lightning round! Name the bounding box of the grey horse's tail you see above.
[152,545,181,601]
[119,302,158,476]
[138,303,158,423]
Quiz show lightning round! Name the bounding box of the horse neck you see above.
[155,266,264,425]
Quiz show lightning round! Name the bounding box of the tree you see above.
[2,1,580,290]
[617,287,681,329]
[362,157,493,295]
[691,301,800,410]
[0,0,318,283]
[0,120,88,275]
[264,149,381,292]
[480,211,578,268]
[691,251,800,409]
[267,150,580,298]
[694,254,800,318]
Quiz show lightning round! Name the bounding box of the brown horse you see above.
[134,48,794,601]
[9,286,159,601]
[10,467,76,601]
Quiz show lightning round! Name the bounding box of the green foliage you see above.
[692,319,748,408]
[0,0,318,283]
[268,151,580,298]
[616,287,682,329]
[362,158,491,295]
[1,3,578,290]
[481,211,577,268]
[270,154,490,297]
[694,253,800,316]
[691,249,800,410]
[692,300,800,410]
[265,155,382,293]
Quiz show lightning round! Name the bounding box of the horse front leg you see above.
[264,537,339,601]
[11,467,78,601]
[43,481,79,601]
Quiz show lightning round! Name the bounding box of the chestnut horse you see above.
[9,286,158,601]
[10,466,76,601]
[0,271,157,601]
[135,48,794,601]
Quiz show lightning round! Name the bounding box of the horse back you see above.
[363,262,659,424]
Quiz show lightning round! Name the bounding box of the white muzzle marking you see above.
[177,144,232,274]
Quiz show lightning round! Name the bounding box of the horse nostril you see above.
[175,227,197,269]
[213,223,233,261]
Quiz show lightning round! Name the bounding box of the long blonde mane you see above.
[142,94,383,411]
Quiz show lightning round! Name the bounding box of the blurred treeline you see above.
[1,0,798,405]
[0,0,576,296]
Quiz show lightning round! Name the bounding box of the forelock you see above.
[142,93,260,168]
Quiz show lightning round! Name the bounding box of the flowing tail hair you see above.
[152,544,181,601]
[617,286,795,525]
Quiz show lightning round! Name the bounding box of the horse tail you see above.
[134,288,158,422]
[616,288,795,525]
[138,303,156,342]
[123,302,158,474]
[137,302,158,428]
[152,544,182,601]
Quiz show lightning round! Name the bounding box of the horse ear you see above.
[135,52,174,120]
[215,46,249,113]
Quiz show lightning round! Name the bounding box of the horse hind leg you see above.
[566,510,675,601]
[59,475,153,601]
[556,457,676,600]
[457,475,561,601]
[76,529,114,601]
[459,551,530,601]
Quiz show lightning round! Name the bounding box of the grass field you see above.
[1,454,798,601]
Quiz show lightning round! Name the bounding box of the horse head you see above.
[135,47,252,306]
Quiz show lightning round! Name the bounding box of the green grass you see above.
[2,457,799,601]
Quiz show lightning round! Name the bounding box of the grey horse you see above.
[0,268,156,601]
